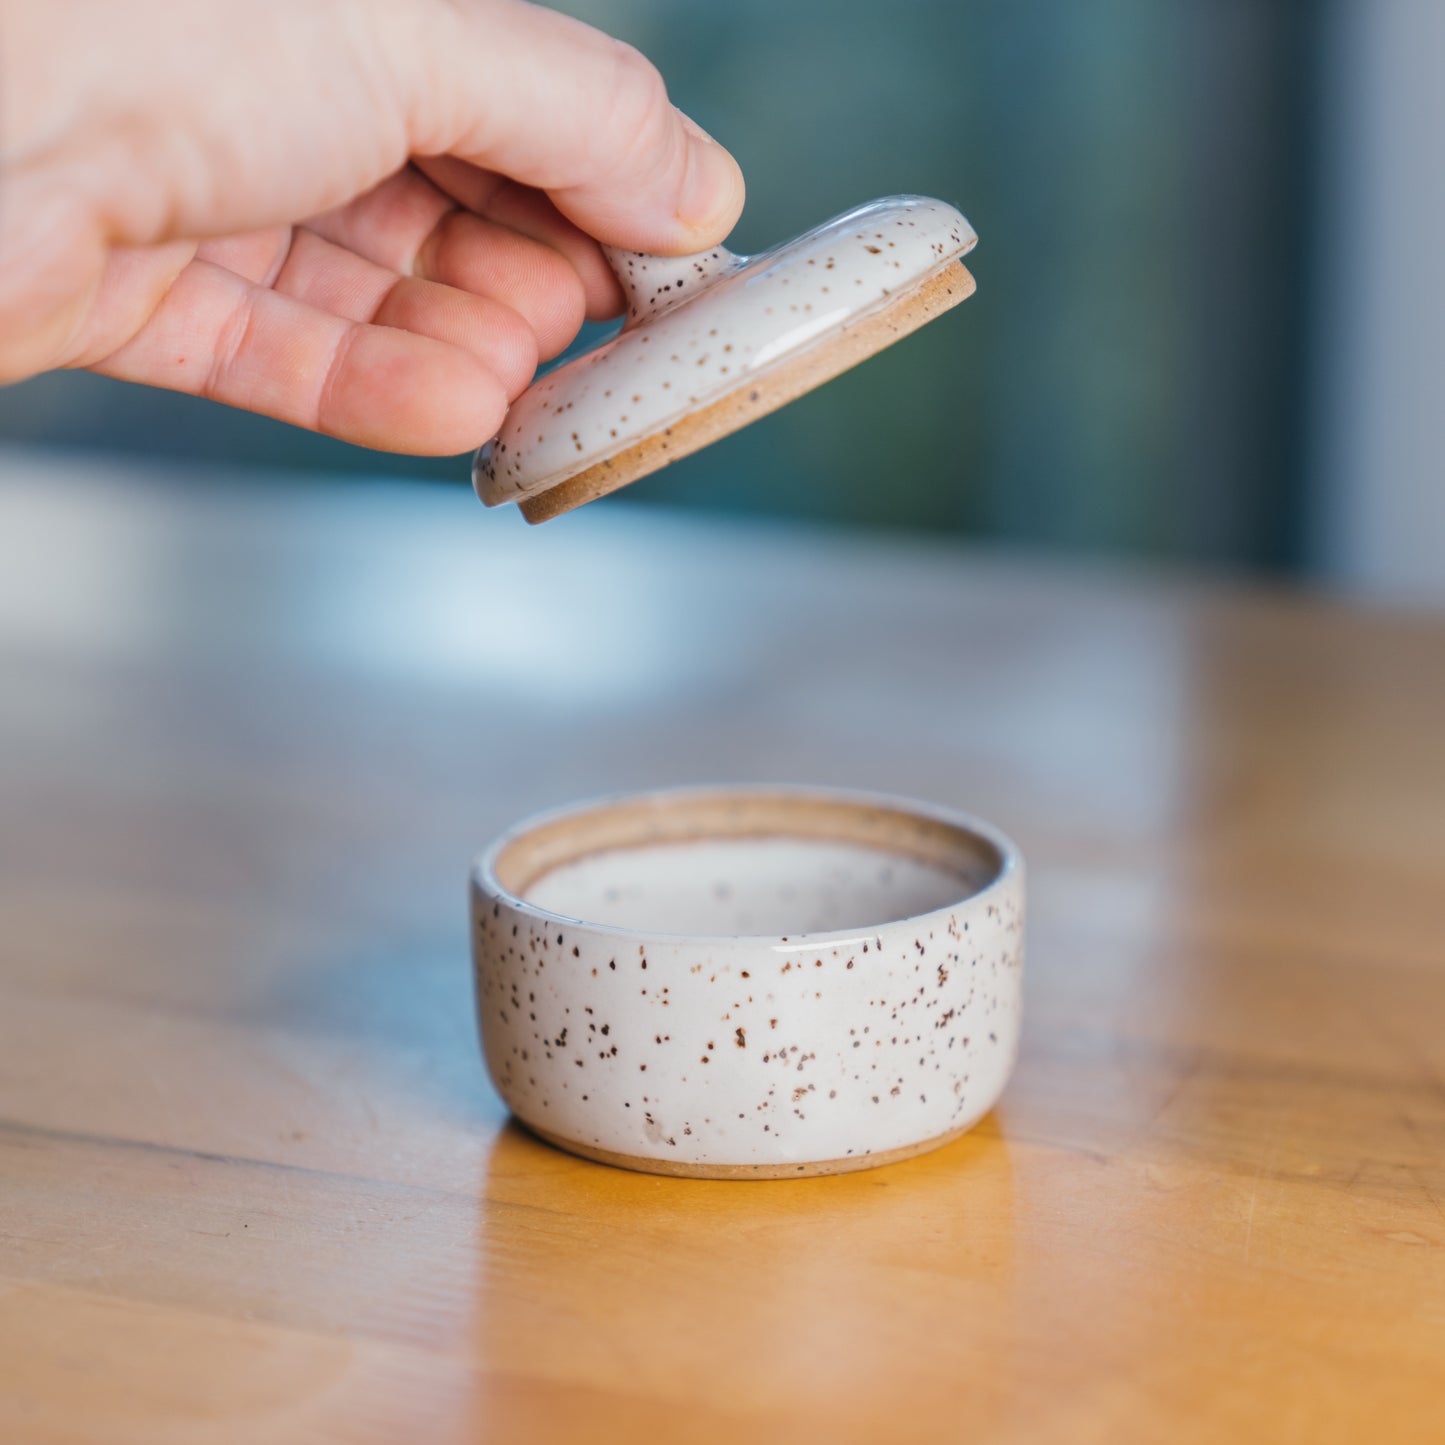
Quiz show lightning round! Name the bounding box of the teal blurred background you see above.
[0,1,1331,569]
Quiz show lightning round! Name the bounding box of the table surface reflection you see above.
[2,448,1443,1443]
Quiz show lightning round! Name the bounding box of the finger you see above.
[88,257,507,454]
[398,0,745,254]
[269,228,538,396]
[54,238,197,370]
[193,228,292,285]
[306,167,455,275]
[309,166,594,351]
[413,210,583,360]
[415,159,624,321]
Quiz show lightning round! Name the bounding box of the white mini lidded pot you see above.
[471,787,1023,1178]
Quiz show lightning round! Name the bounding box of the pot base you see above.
[521,1116,982,1180]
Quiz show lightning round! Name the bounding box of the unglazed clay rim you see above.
[472,784,1020,946]
[520,1118,979,1180]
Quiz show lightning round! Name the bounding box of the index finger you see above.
[390,0,745,256]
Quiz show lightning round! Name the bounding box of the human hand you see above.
[0,0,744,452]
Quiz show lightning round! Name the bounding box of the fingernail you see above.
[677,109,743,234]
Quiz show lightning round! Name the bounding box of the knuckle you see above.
[537,245,585,308]
[608,39,666,99]
[603,39,671,143]
[495,305,539,393]
[535,267,587,359]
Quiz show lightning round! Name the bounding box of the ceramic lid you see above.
[473,195,977,523]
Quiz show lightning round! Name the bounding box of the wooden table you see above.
[2,448,1443,1444]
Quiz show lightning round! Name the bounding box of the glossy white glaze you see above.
[470,788,1024,1175]
[474,196,977,506]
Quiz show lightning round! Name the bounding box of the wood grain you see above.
[1,450,1443,1444]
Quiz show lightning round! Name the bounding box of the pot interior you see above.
[493,791,1004,938]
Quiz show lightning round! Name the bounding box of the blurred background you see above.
[1,0,1440,604]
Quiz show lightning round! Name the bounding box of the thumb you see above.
[399,0,745,255]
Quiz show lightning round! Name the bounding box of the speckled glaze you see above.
[473,196,977,508]
[469,787,1024,1178]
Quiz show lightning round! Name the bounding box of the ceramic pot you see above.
[470,786,1024,1178]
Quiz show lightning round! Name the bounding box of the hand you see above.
[0,0,744,453]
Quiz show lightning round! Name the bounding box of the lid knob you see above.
[603,244,745,329]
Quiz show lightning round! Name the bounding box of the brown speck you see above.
[735,1027,747,1047]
